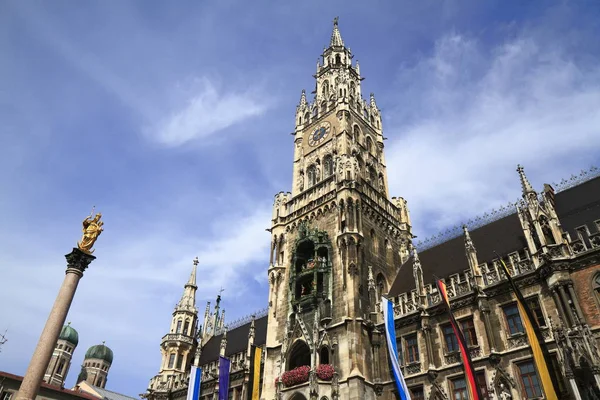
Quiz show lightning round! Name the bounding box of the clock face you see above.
[308,122,331,147]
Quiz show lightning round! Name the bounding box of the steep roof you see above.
[75,382,138,400]
[389,175,600,297]
[0,371,99,400]
[198,315,268,365]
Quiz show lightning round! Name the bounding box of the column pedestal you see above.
[15,248,95,400]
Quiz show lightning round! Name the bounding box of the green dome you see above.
[59,324,79,346]
[85,343,113,364]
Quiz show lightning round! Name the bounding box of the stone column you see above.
[16,248,95,400]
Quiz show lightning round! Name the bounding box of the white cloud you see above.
[147,78,269,147]
[0,197,272,392]
[384,31,600,238]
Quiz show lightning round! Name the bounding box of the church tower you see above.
[263,18,412,400]
[146,258,200,394]
[44,323,78,387]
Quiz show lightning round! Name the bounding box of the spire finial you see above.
[193,257,199,266]
[67,321,71,326]
[102,341,105,346]
[330,17,344,47]
[517,164,535,195]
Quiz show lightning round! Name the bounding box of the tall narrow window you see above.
[527,297,546,328]
[323,155,334,178]
[176,353,183,369]
[168,353,176,369]
[366,137,374,154]
[56,360,66,375]
[450,377,468,400]
[405,334,419,364]
[517,360,543,398]
[503,303,524,335]
[442,324,458,353]
[409,386,425,400]
[307,165,317,187]
[460,318,478,347]
[176,320,182,334]
[396,338,403,365]
[476,372,491,400]
[183,320,190,336]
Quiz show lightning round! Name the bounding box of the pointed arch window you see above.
[183,320,190,336]
[323,155,334,178]
[366,137,374,155]
[321,101,327,114]
[304,112,310,123]
[353,125,361,143]
[176,320,182,334]
[368,166,377,185]
[307,165,317,187]
[350,81,356,96]
[322,80,329,97]
[594,274,600,308]
[335,54,341,64]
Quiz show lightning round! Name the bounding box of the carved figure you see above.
[77,212,104,254]
[498,383,512,399]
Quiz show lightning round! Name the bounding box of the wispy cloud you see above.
[145,78,270,147]
[385,30,600,237]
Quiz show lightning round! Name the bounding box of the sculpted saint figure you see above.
[77,212,104,254]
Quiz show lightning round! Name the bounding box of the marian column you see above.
[15,212,104,400]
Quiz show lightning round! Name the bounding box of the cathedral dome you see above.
[59,323,79,346]
[85,343,113,364]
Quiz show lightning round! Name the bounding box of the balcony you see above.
[161,333,194,346]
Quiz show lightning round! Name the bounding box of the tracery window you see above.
[307,165,317,187]
[594,274,600,308]
[323,155,334,178]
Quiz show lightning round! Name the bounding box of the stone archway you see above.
[289,393,308,400]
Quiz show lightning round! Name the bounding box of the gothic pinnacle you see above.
[330,16,344,47]
[463,225,476,252]
[516,164,535,195]
[299,89,307,107]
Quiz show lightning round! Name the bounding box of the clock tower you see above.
[263,18,413,400]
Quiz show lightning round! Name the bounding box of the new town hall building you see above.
[142,19,600,400]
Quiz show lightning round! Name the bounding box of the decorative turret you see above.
[145,258,200,395]
[515,165,568,264]
[44,322,79,387]
[463,225,483,288]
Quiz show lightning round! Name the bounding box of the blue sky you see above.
[1,0,600,397]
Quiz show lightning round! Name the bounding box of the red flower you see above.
[281,365,310,387]
[316,364,335,381]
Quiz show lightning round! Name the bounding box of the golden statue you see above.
[77,212,104,254]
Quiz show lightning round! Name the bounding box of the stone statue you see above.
[77,212,104,254]
[498,383,512,399]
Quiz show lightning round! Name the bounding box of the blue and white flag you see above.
[382,297,411,400]
[186,366,202,400]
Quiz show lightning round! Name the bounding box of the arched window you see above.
[319,347,330,365]
[176,320,182,334]
[183,320,190,335]
[370,115,375,125]
[57,359,66,375]
[335,54,341,64]
[323,155,334,178]
[307,165,317,187]
[366,137,374,155]
[322,80,329,97]
[288,340,311,370]
[370,229,378,253]
[304,112,310,123]
[594,274,600,308]
[350,81,356,96]
[378,173,385,192]
[368,166,377,184]
[312,107,318,118]
[376,274,387,300]
[353,125,360,143]
[321,101,327,114]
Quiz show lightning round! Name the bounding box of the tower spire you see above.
[517,164,535,195]
[330,16,344,47]
[177,258,199,311]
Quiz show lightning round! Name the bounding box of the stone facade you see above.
[262,18,412,400]
[143,17,600,400]
[386,171,600,399]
